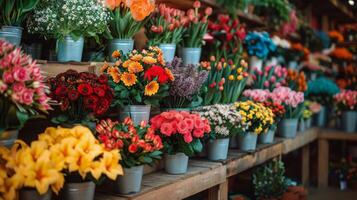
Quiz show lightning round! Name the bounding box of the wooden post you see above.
[208,181,228,200]
[302,145,310,187]
[318,139,329,188]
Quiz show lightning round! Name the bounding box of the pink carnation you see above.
[20,89,34,105]
[13,66,30,82]
[3,71,14,83]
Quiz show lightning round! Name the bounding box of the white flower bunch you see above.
[28,0,110,40]
[195,104,243,137]
[272,35,291,49]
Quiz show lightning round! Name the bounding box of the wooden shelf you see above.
[338,41,357,47]
[282,128,319,154]
[318,129,357,141]
[37,61,105,77]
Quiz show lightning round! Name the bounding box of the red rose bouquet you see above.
[48,70,113,126]
[96,117,163,168]
[0,39,51,132]
[150,111,211,156]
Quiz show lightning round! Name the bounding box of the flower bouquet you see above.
[150,110,211,174]
[105,0,155,59]
[146,4,186,62]
[233,100,274,150]
[0,40,51,147]
[251,65,287,91]
[200,57,249,105]
[96,117,163,194]
[286,69,307,92]
[195,104,242,160]
[334,90,357,133]
[299,102,313,132]
[285,42,309,68]
[181,1,213,65]
[48,70,113,128]
[306,76,340,106]
[102,47,174,125]
[328,30,344,44]
[329,48,353,61]
[163,57,208,109]
[28,0,110,61]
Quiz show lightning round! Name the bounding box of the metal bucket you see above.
[298,119,306,133]
[0,130,19,148]
[181,47,201,65]
[165,153,189,174]
[341,111,357,133]
[108,39,134,62]
[314,106,327,127]
[23,43,42,59]
[238,132,258,151]
[207,138,230,161]
[229,134,239,149]
[278,118,298,138]
[63,181,95,200]
[0,26,23,46]
[57,36,84,62]
[19,189,52,200]
[115,165,143,194]
[259,127,276,144]
[159,43,176,63]
[305,118,312,129]
[119,105,151,126]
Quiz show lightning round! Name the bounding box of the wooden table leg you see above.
[318,139,329,188]
[302,144,310,187]
[208,180,228,200]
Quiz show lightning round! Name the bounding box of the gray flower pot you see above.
[181,47,201,65]
[0,26,23,46]
[119,105,151,126]
[207,138,230,161]
[0,130,19,148]
[238,132,258,151]
[109,39,134,62]
[57,36,84,62]
[298,119,306,133]
[115,165,144,194]
[229,134,239,149]
[63,181,95,200]
[23,43,42,59]
[314,106,328,127]
[278,118,298,138]
[159,43,176,63]
[165,153,189,174]
[341,111,357,133]
[259,127,276,144]
[305,118,312,129]
[19,189,52,200]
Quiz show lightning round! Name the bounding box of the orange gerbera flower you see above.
[142,56,157,64]
[128,61,144,73]
[164,68,175,81]
[106,0,122,10]
[130,54,143,62]
[100,62,109,73]
[122,60,132,68]
[128,0,155,21]
[108,66,121,83]
[111,50,121,58]
[144,81,159,96]
[328,31,344,43]
[121,72,137,86]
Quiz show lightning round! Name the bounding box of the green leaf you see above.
[191,139,203,153]
[139,156,153,164]
[16,111,29,127]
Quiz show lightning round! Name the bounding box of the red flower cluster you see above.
[262,101,286,121]
[150,111,211,143]
[144,65,173,84]
[208,14,246,42]
[48,70,113,116]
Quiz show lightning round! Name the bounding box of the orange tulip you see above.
[128,0,155,21]
[106,0,122,10]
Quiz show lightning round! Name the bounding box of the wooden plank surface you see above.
[318,129,357,141]
[318,139,329,188]
[39,62,96,77]
[282,128,319,154]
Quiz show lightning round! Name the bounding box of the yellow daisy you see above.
[128,61,144,73]
[142,56,157,65]
[144,81,159,96]
[121,72,137,86]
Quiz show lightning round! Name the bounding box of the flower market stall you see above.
[0,0,357,200]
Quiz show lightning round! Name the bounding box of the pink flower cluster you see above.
[243,89,271,102]
[150,111,211,143]
[334,90,357,111]
[252,65,287,89]
[0,39,51,111]
[271,87,304,108]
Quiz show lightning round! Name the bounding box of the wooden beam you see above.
[302,145,310,187]
[207,181,228,200]
[282,128,319,154]
[318,139,329,188]
[319,130,357,141]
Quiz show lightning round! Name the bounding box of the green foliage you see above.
[147,16,184,46]
[251,0,290,29]
[0,0,39,26]
[164,135,203,157]
[216,0,245,15]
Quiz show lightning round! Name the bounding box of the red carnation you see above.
[144,65,169,84]
[78,83,93,96]
[60,98,70,111]
[95,98,110,115]
[68,89,79,101]
[55,85,68,97]
[84,95,98,110]
[94,86,105,97]
[98,74,108,84]
[128,143,138,153]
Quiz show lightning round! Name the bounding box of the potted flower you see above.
[102,47,174,125]
[181,1,212,65]
[195,104,242,160]
[270,87,304,138]
[0,140,64,200]
[244,31,276,71]
[233,100,274,151]
[298,101,314,132]
[304,101,321,129]
[150,110,211,174]
[96,117,163,194]
[146,4,186,63]
[28,0,110,62]
[37,126,123,200]
[334,90,357,133]
[286,69,307,92]
[0,0,39,46]
[0,40,51,147]
[47,70,113,129]
[251,65,287,91]
[163,57,208,110]
[105,0,154,61]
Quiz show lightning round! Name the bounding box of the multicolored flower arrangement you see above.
[102,47,174,107]
[306,77,340,105]
[200,57,249,105]
[329,47,353,60]
[164,57,208,108]
[0,40,51,132]
[251,65,287,91]
[328,30,344,43]
[286,69,307,92]
[96,117,163,168]
[48,70,113,126]
[182,1,212,48]
[233,101,274,134]
[150,111,211,156]
[195,104,242,138]
[334,90,357,111]
[244,32,276,59]
[270,87,304,119]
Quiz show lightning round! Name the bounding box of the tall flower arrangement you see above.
[244,32,276,59]
[1,0,39,26]
[251,65,287,91]
[0,40,51,132]
[286,69,307,92]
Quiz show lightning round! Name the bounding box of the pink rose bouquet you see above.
[270,86,304,119]
[243,89,271,102]
[251,65,287,91]
[150,110,211,156]
[334,90,357,111]
[0,39,51,132]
